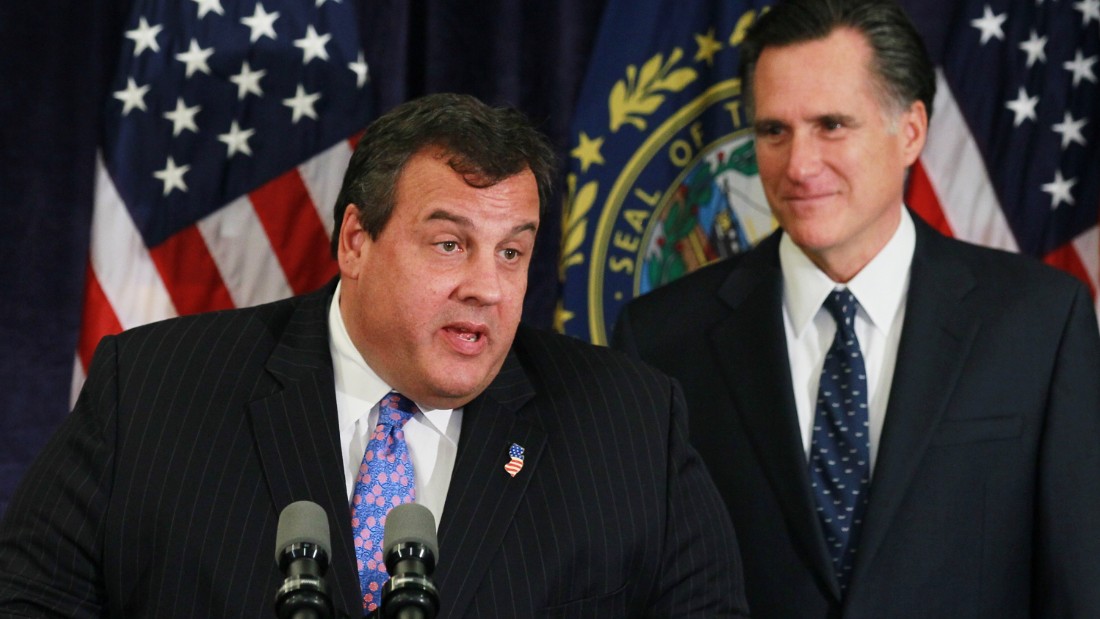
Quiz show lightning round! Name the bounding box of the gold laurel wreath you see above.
[559,173,598,279]
[609,48,698,132]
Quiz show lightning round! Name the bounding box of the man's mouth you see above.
[454,328,480,342]
[444,324,486,346]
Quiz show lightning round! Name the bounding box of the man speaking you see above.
[0,94,748,618]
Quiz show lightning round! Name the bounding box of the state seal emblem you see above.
[558,2,777,344]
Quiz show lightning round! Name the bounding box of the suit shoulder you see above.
[630,254,740,310]
[936,234,1087,298]
[513,324,671,385]
[106,286,329,363]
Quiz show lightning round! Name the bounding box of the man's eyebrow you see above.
[426,209,473,227]
[815,112,858,125]
[753,117,787,130]
[426,209,538,235]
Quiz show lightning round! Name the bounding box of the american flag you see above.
[907,0,1099,319]
[504,443,525,478]
[73,0,374,398]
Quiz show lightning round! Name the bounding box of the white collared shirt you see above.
[779,207,915,473]
[328,281,462,530]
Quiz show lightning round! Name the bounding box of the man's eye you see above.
[755,123,783,137]
[502,248,519,260]
[439,241,459,252]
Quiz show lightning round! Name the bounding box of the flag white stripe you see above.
[299,139,355,239]
[197,194,294,308]
[1072,227,1099,291]
[70,355,86,409]
[923,70,1019,253]
[91,152,177,330]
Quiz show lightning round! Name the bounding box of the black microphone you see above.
[275,500,334,619]
[378,503,439,619]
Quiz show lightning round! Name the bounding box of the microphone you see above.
[275,500,334,619]
[378,503,439,619]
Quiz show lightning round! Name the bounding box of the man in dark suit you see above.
[0,93,748,618]
[613,0,1100,617]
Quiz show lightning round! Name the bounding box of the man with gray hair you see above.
[614,0,1100,616]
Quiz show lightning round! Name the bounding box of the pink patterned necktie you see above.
[351,391,418,612]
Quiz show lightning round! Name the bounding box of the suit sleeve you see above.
[0,336,118,617]
[1035,284,1100,616]
[647,379,750,618]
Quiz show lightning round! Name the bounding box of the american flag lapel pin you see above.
[504,443,525,477]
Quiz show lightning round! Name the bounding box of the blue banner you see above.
[558,0,778,343]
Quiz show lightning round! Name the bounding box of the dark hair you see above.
[741,0,935,121]
[330,93,558,256]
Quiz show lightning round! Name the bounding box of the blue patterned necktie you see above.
[351,392,418,612]
[809,289,871,593]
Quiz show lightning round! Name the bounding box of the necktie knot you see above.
[824,289,859,336]
[378,392,418,428]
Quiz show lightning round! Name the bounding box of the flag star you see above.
[162,97,201,136]
[218,121,255,157]
[1074,0,1100,26]
[971,5,1007,45]
[283,84,321,123]
[191,0,224,19]
[1041,170,1077,209]
[113,77,151,115]
[1005,86,1039,126]
[153,156,191,196]
[230,61,266,99]
[125,17,163,57]
[348,51,369,88]
[1064,50,1098,87]
[1018,30,1047,68]
[241,3,280,43]
[294,25,332,64]
[175,39,215,78]
[1052,111,1088,149]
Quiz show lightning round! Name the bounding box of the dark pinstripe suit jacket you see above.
[614,216,1100,618]
[0,282,748,618]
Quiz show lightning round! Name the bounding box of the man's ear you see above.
[899,99,928,167]
[337,204,368,278]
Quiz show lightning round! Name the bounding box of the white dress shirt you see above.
[779,207,915,474]
[328,281,462,530]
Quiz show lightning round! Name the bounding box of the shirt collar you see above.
[780,206,915,335]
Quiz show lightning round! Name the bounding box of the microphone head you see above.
[383,503,438,559]
[275,500,331,564]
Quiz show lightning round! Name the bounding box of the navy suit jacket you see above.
[613,215,1100,618]
[0,282,748,618]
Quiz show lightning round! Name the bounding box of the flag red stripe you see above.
[1044,243,1097,299]
[249,169,337,295]
[148,225,236,315]
[78,261,124,370]
[906,160,956,238]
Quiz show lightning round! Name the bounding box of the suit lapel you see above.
[248,283,365,616]
[434,349,545,619]
[849,219,981,589]
[710,234,841,599]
